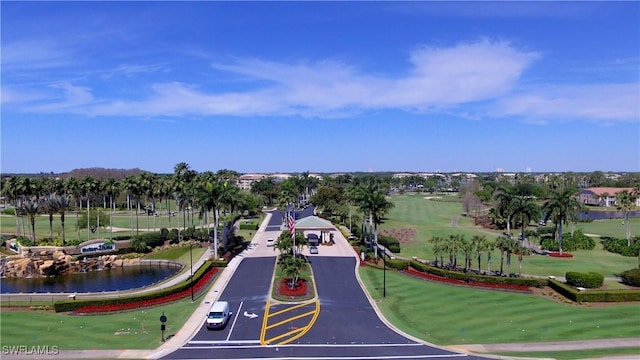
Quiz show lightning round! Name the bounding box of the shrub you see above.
[377,235,401,253]
[619,268,640,287]
[565,271,604,288]
[160,228,169,240]
[2,208,15,215]
[137,231,163,248]
[541,230,595,252]
[601,236,640,257]
[239,222,259,230]
[181,227,195,240]
[386,258,409,270]
[168,229,179,243]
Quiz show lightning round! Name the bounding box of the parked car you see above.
[309,246,318,254]
[266,238,275,247]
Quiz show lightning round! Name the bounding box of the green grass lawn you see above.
[0,294,206,350]
[382,194,639,277]
[360,266,640,345]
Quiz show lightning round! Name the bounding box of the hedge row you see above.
[548,279,640,302]
[239,222,259,230]
[53,261,216,312]
[409,260,545,288]
[565,271,604,288]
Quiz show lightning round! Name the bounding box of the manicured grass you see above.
[359,266,640,345]
[576,218,640,238]
[382,194,639,277]
[0,295,205,350]
[493,347,640,360]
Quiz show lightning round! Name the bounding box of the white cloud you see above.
[8,38,638,124]
[1,40,73,70]
[492,83,640,124]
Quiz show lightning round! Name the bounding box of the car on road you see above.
[266,238,275,247]
[206,301,231,330]
[309,245,318,254]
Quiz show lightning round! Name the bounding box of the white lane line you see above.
[226,300,243,341]
[173,354,467,359]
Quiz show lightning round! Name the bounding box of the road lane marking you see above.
[226,301,243,341]
[265,309,316,330]
[261,299,320,345]
[259,299,271,345]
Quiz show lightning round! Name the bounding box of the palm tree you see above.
[471,235,487,273]
[351,181,394,259]
[513,241,533,276]
[485,239,496,274]
[496,235,511,275]
[103,178,120,240]
[543,186,583,255]
[21,198,40,245]
[2,176,23,236]
[53,195,71,245]
[616,190,634,245]
[511,195,540,244]
[493,185,516,236]
[43,195,58,242]
[430,236,446,268]
[64,177,82,241]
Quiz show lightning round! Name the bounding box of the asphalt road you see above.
[162,257,490,359]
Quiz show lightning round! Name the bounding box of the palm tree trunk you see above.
[49,213,54,242]
[61,212,66,245]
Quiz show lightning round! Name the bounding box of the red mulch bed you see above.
[403,268,532,293]
[72,267,219,314]
[278,278,308,297]
[547,251,574,258]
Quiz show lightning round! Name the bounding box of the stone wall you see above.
[1,251,141,278]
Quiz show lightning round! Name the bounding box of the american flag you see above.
[288,211,295,240]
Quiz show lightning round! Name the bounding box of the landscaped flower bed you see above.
[403,268,532,293]
[72,267,219,314]
[278,278,307,297]
[547,252,574,258]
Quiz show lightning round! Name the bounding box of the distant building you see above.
[577,187,639,207]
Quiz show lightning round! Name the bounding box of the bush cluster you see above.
[618,268,640,287]
[601,236,640,257]
[565,271,604,288]
[541,230,595,252]
[377,235,401,253]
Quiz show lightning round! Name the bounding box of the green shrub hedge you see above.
[408,260,545,287]
[386,258,409,270]
[601,236,640,257]
[378,235,401,253]
[53,261,216,312]
[548,279,640,302]
[239,222,259,230]
[565,271,604,288]
[619,268,640,287]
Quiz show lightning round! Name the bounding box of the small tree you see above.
[78,209,109,234]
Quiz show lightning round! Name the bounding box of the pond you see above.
[0,265,180,293]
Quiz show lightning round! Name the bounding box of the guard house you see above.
[294,216,336,244]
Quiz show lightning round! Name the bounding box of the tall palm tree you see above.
[2,176,23,236]
[493,185,516,236]
[21,198,40,245]
[43,195,58,242]
[471,235,487,273]
[543,186,583,255]
[53,195,71,245]
[352,181,394,259]
[485,239,496,274]
[64,177,82,241]
[513,241,533,276]
[511,195,541,244]
[103,178,120,240]
[81,176,99,241]
[616,190,634,245]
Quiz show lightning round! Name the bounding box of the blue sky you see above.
[2,1,639,174]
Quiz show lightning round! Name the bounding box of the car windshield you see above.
[208,312,224,319]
